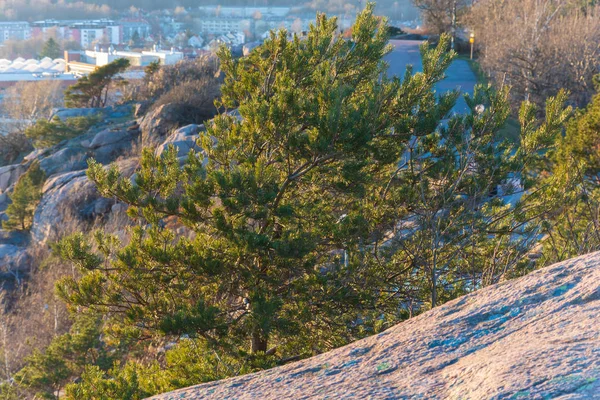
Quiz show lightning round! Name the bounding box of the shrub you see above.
[3,161,46,231]
[125,55,221,124]
[25,115,100,148]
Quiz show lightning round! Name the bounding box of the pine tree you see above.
[55,4,454,365]
[378,88,570,312]
[40,38,62,60]
[64,58,130,108]
[535,79,600,263]
[51,4,574,393]
[2,161,46,231]
[129,31,142,48]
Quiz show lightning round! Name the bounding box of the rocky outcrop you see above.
[50,107,104,121]
[155,124,206,158]
[150,252,600,400]
[31,158,138,245]
[140,103,184,148]
[0,164,26,194]
[38,147,88,177]
[50,104,133,122]
[0,230,30,273]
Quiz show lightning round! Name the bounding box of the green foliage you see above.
[65,364,149,400]
[64,58,130,108]
[534,83,600,263]
[129,31,143,48]
[144,60,161,78]
[47,4,574,397]
[2,161,45,231]
[40,38,62,60]
[65,338,273,399]
[25,115,100,148]
[55,2,454,371]
[15,312,111,399]
[376,86,570,311]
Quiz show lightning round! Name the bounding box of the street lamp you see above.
[450,0,457,50]
[469,32,475,60]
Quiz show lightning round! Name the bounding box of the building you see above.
[0,57,75,89]
[121,19,152,42]
[69,24,107,49]
[141,48,185,65]
[0,22,31,43]
[197,17,251,35]
[206,32,245,50]
[31,20,69,40]
[32,20,122,48]
[81,46,183,68]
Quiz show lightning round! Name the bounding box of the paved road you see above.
[385,40,477,114]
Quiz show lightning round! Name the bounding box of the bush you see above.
[125,55,221,124]
[152,77,221,125]
[25,115,100,148]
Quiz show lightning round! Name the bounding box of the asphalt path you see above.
[385,40,477,114]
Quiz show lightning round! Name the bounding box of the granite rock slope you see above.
[150,252,600,400]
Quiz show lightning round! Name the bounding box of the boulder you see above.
[39,147,88,177]
[32,171,94,244]
[155,124,205,158]
[150,251,600,400]
[0,164,27,194]
[23,148,50,163]
[89,129,135,149]
[0,244,30,271]
[50,108,104,121]
[107,104,133,119]
[0,230,31,272]
[140,103,183,148]
[32,159,139,245]
[134,102,151,118]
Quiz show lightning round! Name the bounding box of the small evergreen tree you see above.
[25,115,100,148]
[144,60,160,78]
[64,58,130,108]
[40,38,62,60]
[2,161,46,231]
[129,31,142,48]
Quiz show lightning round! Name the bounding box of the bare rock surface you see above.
[31,158,139,245]
[141,103,184,148]
[0,230,30,272]
[149,252,600,400]
[155,124,205,158]
[0,164,26,194]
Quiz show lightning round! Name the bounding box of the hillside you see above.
[150,251,600,399]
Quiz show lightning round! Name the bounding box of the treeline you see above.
[0,0,417,21]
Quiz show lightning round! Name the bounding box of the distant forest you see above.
[0,0,418,21]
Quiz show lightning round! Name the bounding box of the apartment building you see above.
[121,19,152,42]
[198,17,252,35]
[0,22,32,43]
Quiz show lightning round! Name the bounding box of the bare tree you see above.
[468,0,600,108]
[412,0,469,34]
[1,80,64,134]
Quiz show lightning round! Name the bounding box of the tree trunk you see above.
[251,331,268,354]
